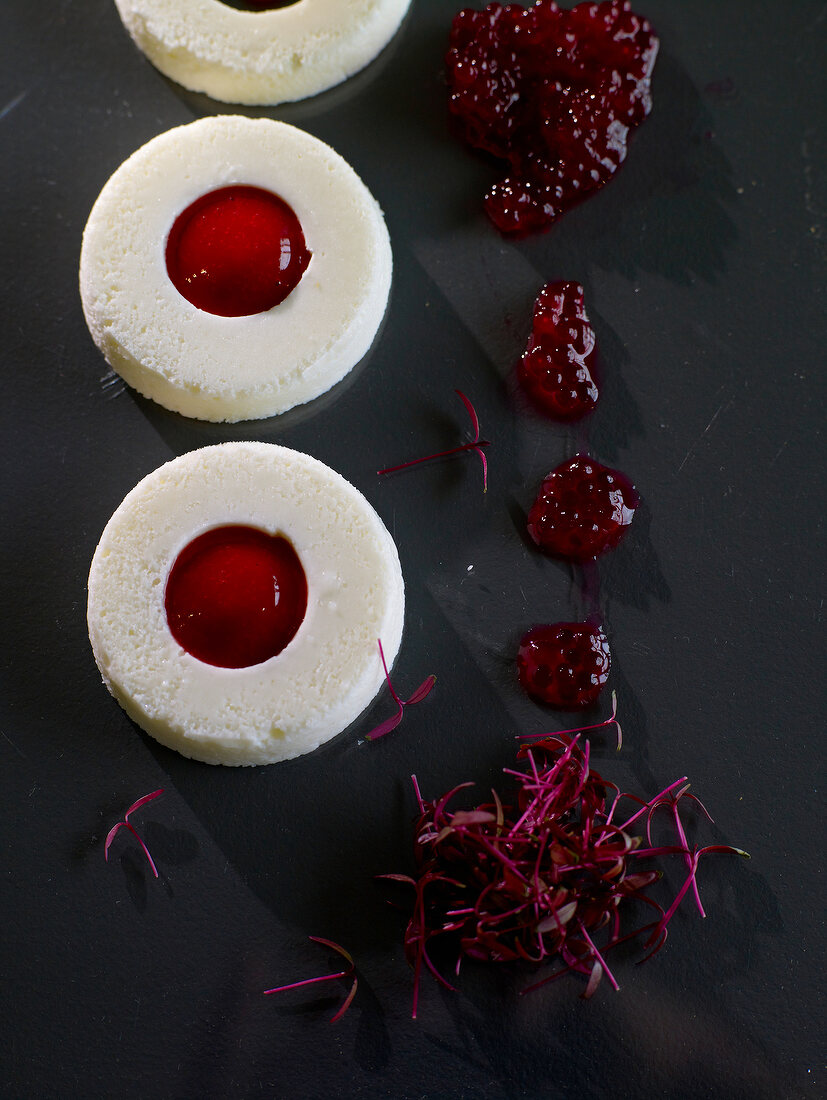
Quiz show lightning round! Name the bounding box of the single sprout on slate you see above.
[104,788,164,878]
[519,690,623,750]
[365,639,436,741]
[378,390,489,492]
[264,937,358,1024]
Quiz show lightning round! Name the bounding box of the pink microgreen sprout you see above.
[519,690,623,750]
[364,639,436,741]
[264,937,358,1023]
[385,733,747,1016]
[378,390,489,491]
[104,788,163,878]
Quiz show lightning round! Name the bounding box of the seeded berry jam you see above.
[527,455,638,561]
[166,185,311,317]
[518,621,610,706]
[518,281,599,419]
[165,525,307,668]
[446,0,659,234]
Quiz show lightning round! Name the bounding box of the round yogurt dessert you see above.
[87,443,405,766]
[112,0,412,105]
[79,116,392,422]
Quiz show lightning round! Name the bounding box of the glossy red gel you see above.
[223,1,299,9]
[165,525,307,668]
[165,185,311,316]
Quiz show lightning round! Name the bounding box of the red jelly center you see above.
[446,0,659,234]
[221,1,299,9]
[165,185,311,317]
[165,526,307,669]
[517,622,611,708]
[518,281,599,420]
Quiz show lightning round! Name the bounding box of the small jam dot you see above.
[517,281,599,420]
[165,185,311,317]
[165,525,307,668]
[517,622,611,708]
[527,455,639,561]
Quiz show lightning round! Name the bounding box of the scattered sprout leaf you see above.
[264,937,357,1023]
[377,390,490,492]
[104,788,163,878]
[365,640,436,741]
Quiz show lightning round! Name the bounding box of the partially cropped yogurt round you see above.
[79,116,392,422]
[87,443,405,766]
[113,0,412,105]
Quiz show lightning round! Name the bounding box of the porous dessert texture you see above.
[87,443,405,766]
[79,116,392,422]
[113,0,413,105]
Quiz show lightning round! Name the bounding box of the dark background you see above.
[1,1,824,1097]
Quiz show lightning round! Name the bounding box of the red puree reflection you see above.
[165,526,308,668]
[165,185,311,317]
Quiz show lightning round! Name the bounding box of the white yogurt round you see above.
[87,443,405,766]
[112,0,412,105]
[79,116,392,422]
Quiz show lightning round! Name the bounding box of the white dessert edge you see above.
[87,443,405,766]
[113,0,413,106]
[79,116,393,422]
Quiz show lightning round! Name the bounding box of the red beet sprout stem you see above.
[411,774,425,814]
[648,786,713,917]
[364,639,436,741]
[578,920,619,992]
[104,788,163,878]
[389,734,747,1015]
[518,691,622,750]
[263,937,357,1024]
[377,390,489,492]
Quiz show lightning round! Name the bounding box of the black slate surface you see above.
[1,1,824,1097]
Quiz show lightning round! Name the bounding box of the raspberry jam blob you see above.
[518,281,599,420]
[446,0,659,234]
[527,455,638,561]
[517,622,611,707]
[165,185,311,317]
[165,525,308,668]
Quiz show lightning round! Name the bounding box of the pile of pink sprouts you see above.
[385,734,746,1016]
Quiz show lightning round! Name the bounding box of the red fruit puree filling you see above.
[518,621,610,707]
[518,281,598,419]
[166,185,311,317]
[220,1,299,11]
[527,454,638,561]
[446,0,659,234]
[165,525,308,668]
